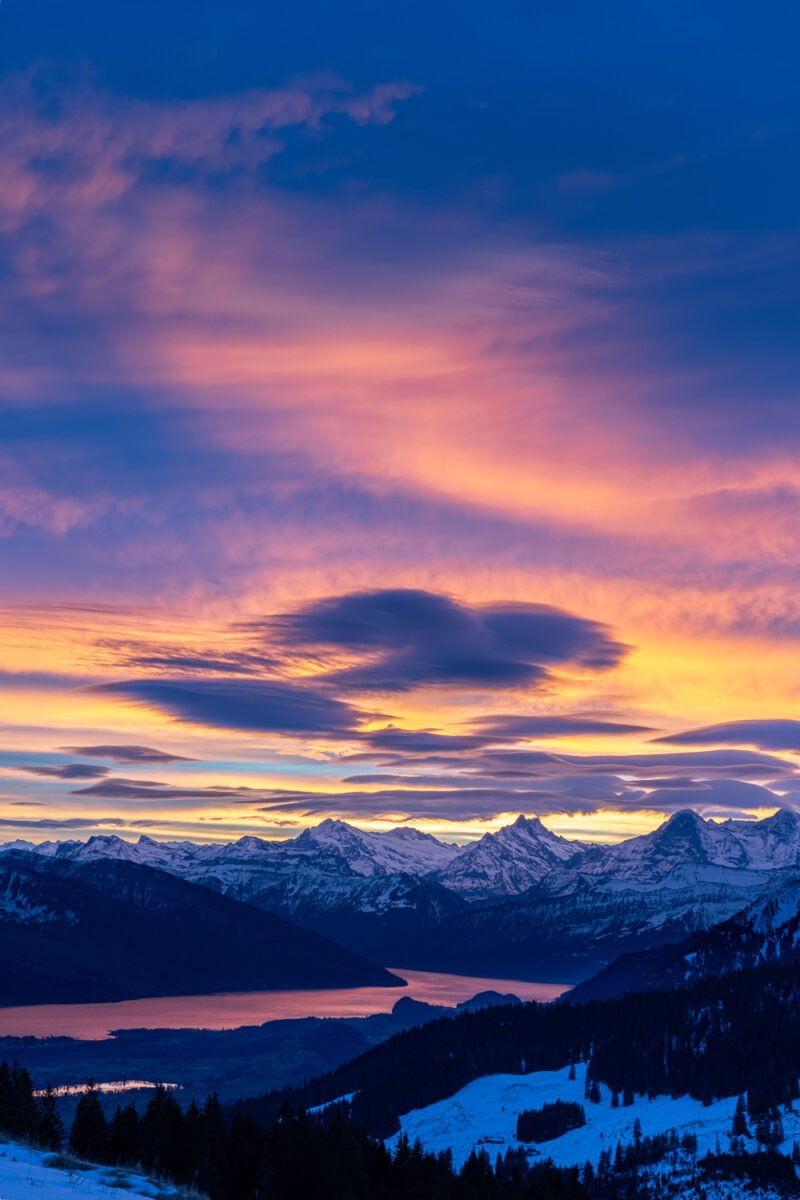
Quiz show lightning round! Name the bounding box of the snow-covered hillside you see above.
[388,1063,799,1171]
[571,876,800,1001]
[0,1139,185,1200]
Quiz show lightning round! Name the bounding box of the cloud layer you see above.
[0,11,798,841]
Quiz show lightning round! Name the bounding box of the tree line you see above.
[0,1063,590,1200]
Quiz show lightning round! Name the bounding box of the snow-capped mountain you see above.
[721,807,800,868]
[9,819,458,895]
[2,821,464,955]
[432,815,584,901]
[293,819,459,877]
[413,812,800,981]
[559,809,755,886]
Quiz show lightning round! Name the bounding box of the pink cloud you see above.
[0,71,798,651]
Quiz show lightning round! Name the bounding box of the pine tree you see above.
[755,1113,771,1146]
[183,1099,202,1182]
[70,1081,108,1162]
[0,1063,40,1139]
[140,1085,186,1179]
[732,1094,749,1137]
[38,1087,64,1151]
[109,1104,139,1165]
[196,1093,228,1199]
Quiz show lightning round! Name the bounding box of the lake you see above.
[0,969,570,1040]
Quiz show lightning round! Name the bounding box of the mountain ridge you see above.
[5,809,800,982]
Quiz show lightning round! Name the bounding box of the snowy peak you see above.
[579,809,751,881]
[644,808,800,873]
[650,809,747,865]
[295,818,458,877]
[725,808,800,868]
[76,835,145,862]
[432,815,584,901]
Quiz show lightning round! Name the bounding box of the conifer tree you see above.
[70,1081,108,1162]
[140,1085,185,1178]
[196,1093,229,1199]
[109,1104,140,1165]
[38,1087,64,1151]
[732,1094,749,1137]
[0,1063,40,1139]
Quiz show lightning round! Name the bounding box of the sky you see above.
[1,1,799,844]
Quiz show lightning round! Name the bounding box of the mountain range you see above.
[4,808,800,986]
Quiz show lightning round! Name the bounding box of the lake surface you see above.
[0,969,570,1040]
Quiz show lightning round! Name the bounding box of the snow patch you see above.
[0,1139,185,1200]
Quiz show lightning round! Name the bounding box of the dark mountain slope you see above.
[250,871,468,963]
[569,878,800,1002]
[0,853,400,1005]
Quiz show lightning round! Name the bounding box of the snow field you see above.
[387,1062,800,1170]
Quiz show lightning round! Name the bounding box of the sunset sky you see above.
[1,1,799,844]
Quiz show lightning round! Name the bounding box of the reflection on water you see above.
[35,1081,181,1096]
[0,969,570,1040]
